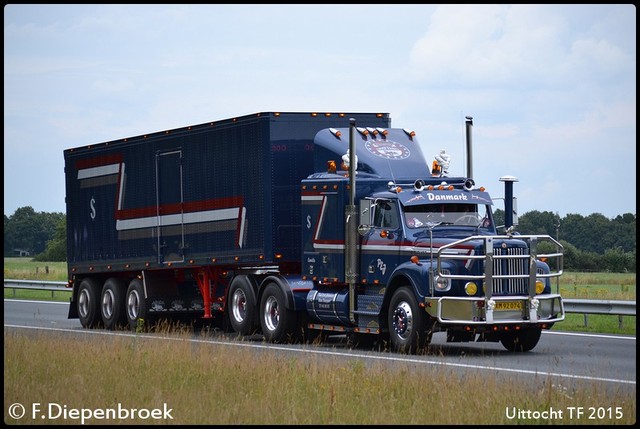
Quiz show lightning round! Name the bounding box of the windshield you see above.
[403,203,492,228]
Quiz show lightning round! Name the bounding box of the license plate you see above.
[494,301,523,311]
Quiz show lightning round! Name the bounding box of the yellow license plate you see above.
[494,301,523,311]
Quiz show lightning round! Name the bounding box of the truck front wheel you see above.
[388,287,431,354]
[260,283,300,343]
[500,327,542,352]
[77,277,102,329]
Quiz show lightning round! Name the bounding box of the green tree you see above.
[34,217,66,262]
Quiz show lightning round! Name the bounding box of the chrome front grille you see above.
[492,247,529,295]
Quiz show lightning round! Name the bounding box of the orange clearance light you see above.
[410,255,420,265]
[380,230,388,238]
[479,186,486,192]
[275,253,283,259]
[438,185,445,190]
[327,160,337,173]
[427,185,434,190]
[448,185,454,190]
[311,112,318,117]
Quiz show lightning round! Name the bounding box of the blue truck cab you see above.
[298,119,564,353]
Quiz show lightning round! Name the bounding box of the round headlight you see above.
[434,274,451,292]
[535,280,545,294]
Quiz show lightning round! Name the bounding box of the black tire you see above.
[101,278,128,330]
[260,283,300,343]
[227,275,258,335]
[388,286,432,354]
[500,327,542,352]
[77,277,103,329]
[126,278,148,331]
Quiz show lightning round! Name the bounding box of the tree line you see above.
[4,206,636,272]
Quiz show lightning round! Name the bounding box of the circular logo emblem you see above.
[364,140,410,160]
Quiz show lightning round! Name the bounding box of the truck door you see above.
[360,199,402,284]
[155,150,185,264]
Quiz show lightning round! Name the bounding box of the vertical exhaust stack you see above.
[345,118,358,323]
[500,175,519,229]
[465,116,473,179]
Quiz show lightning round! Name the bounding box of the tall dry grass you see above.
[4,329,636,425]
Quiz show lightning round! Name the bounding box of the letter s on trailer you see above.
[64,112,564,353]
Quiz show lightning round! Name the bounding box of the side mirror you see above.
[360,199,372,225]
[358,224,373,236]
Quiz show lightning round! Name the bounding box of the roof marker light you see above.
[376,127,388,136]
[403,128,416,137]
[329,128,342,138]
[356,127,369,136]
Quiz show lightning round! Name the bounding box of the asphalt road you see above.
[4,298,636,397]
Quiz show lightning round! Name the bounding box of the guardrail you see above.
[4,279,69,298]
[4,279,636,327]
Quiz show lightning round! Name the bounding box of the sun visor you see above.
[398,190,494,206]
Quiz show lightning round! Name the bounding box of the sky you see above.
[4,4,636,219]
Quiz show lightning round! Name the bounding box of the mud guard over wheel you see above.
[228,275,259,335]
[388,286,432,354]
[260,282,301,343]
[77,277,103,328]
[101,277,128,330]
[500,327,542,352]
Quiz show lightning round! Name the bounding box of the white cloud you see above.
[3,4,635,218]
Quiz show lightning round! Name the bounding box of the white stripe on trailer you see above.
[116,207,241,231]
[77,163,120,179]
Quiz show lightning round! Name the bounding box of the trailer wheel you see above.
[260,283,300,343]
[77,277,102,328]
[126,278,148,331]
[228,276,258,335]
[101,278,127,330]
[500,327,542,352]
[388,287,431,354]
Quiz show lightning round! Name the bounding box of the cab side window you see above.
[373,201,399,228]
